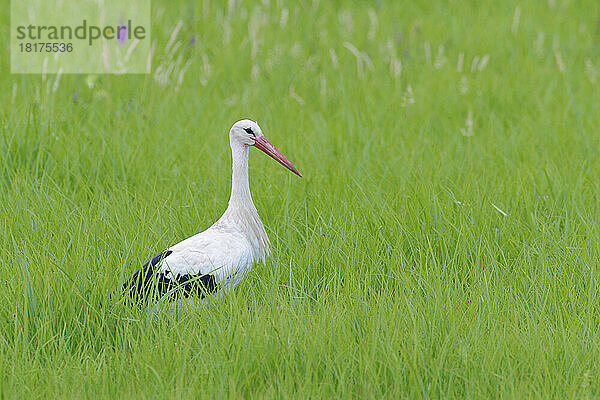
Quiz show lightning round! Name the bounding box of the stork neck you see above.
[228,142,253,207]
[221,138,270,262]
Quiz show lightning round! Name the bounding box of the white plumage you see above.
[121,119,301,301]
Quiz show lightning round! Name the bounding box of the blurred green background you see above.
[1,1,599,398]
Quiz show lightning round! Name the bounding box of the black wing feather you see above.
[121,250,217,303]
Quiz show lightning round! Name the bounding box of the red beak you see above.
[253,136,302,177]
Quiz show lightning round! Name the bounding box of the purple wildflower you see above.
[118,25,127,44]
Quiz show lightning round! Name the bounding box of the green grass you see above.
[1,0,600,398]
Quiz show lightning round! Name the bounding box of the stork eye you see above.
[243,127,256,137]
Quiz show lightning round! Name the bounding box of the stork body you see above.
[122,120,301,302]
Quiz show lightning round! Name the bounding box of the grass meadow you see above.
[1,0,600,398]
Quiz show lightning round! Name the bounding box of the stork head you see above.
[230,119,302,177]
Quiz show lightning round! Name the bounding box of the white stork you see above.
[121,120,301,303]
